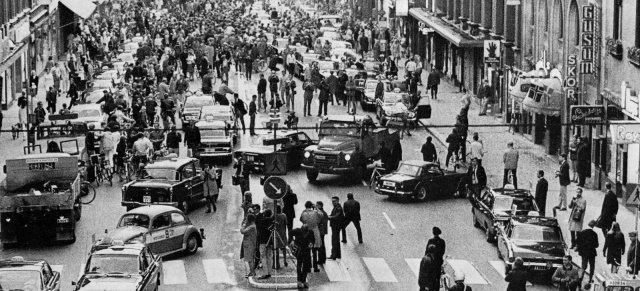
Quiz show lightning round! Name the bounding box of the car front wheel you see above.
[180,200,190,214]
[306,170,319,182]
[486,226,495,243]
[415,187,427,201]
[185,234,198,255]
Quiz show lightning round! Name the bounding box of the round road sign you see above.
[263,176,288,200]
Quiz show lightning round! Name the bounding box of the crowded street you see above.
[0,0,639,290]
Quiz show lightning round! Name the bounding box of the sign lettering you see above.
[566,54,577,101]
[570,105,604,124]
[611,123,640,144]
[581,5,595,74]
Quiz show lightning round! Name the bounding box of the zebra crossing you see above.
[51,257,519,287]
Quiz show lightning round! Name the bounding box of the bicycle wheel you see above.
[79,181,97,204]
[94,166,102,186]
[258,60,268,72]
[127,163,136,182]
[105,168,113,186]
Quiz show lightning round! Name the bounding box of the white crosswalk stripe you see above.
[203,259,236,285]
[446,259,490,285]
[405,258,421,278]
[362,257,398,282]
[324,259,352,282]
[489,260,532,286]
[162,260,188,285]
[50,265,64,274]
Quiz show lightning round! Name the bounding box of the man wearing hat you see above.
[419,245,440,291]
[427,227,446,272]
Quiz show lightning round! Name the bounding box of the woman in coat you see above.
[568,188,587,249]
[604,222,626,273]
[240,213,257,277]
[300,201,322,272]
[203,164,219,213]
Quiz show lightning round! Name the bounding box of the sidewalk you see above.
[419,73,632,283]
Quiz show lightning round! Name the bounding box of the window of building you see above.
[636,1,640,47]
[613,0,622,39]
[570,0,579,46]
[555,0,563,39]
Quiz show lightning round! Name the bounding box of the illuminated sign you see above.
[580,5,594,74]
[566,54,577,101]
[611,122,640,144]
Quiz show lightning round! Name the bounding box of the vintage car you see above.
[375,160,467,201]
[85,78,117,103]
[318,14,343,28]
[181,95,215,128]
[200,105,236,129]
[332,47,361,62]
[51,103,105,131]
[363,61,384,78]
[121,158,205,213]
[471,187,540,242]
[590,273,640,291]
[1,153,82,246]
[360,79,391,111]
[0,256,61,291]
[295,53,320,80]
[235,130,314,172]
[322,30,342,41]
[73,242,161,291]
[375,90,416,126]
[496,216,567,278]
[195,119,235,162]
[271,38,290,55]
[317,60,338,79]
[92,205,205,256]
[288,43,309,54]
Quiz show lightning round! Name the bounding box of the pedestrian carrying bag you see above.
[289,242,300,257]
[572,207,583,221]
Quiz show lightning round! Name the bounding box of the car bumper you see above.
[196,151,233,157]
[374,188,414,196]
[505,260,562,270]
[121,201,179,208]
[301,164,354,174]
[384,115,418,122]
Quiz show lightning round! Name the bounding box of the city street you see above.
[0,65,568,290]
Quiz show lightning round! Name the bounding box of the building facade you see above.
[0,0,33,110]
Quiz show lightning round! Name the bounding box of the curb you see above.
[247,276,300,289]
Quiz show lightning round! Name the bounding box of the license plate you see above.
[57,217,69,223]
[315,155,325,160]
[247,156,254,162]
[383,181,395,187]
[143,196,151,203]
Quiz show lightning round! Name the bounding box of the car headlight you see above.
[344,154,351,161]
[304,151,311,158]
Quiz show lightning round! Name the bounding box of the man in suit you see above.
[249,95,257,136]
[598,182,619,236]
[328,196,344,260]
[283,185,298,239]
[628,231,640,275]
[576,220,598,284]
[235,154,251,195]
[466,158,487,199]
[342,193,362,244]
[535,170,549,216]
[555,153,571,212]
[316,201,329,265]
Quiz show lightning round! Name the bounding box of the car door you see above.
[169,212,189,251]
[43,263,61,291]
[146,213,175,255]
[179,164,196,204]
[477,192,494,229]
[190,161,205,201]
[497,223,512,263]
[140,247,161,291]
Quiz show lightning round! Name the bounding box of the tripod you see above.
[264,209,296,290]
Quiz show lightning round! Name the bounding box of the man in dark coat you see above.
[505,257,529,291]
[326,71,338,105]
[426,227,445,271]
[576,140,589,187]
[316,201,329,265]
[576,220,598,283]
[426,67,440,100]
[342,193,362,244]
[555,154,571,213]
[183,120,201,157]
[337,70,348,106]
[317,80,330,116]
[283,185,298,239]
[628,231,640,275]
[598,182,619,236]
[535,170,549,216]
[466,158,487,198]
[328,196,344,260]
[375,77,385,101]
[421,136,437,162]
[418,245,440,291]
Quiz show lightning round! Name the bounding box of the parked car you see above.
[496,216,567,279]
[234,130,314,172]
[121,158,206,213]
[375,90,415,126]
[360,79,391,111]
[317,60,338,79]
[195,119,235,162]
[92,205,205,256]
[295,53,320,80]
[73,242,161,291]
[471,187,540,242]
[0,256,61,291]
[181,95,215,128]
[375,160,467,201]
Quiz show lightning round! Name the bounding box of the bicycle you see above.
[91,154,113,186]
[77,161,97,204]
[369,166,386,189]
[253,58,268,73]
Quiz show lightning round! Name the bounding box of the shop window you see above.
[613,0,622,39]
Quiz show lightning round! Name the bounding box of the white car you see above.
[318,14,343,28]
[61,104,106,130]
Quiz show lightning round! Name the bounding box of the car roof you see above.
[144,158,195,170]
[401,160,437,167]
[323,115,372,123]
[92,243,146,256]
[0,258,45,271]
[126,205,181,216]
[186,96,214,102]
[196,120,227,128]
[490,187,533,198]
[17,152,71,160]
[70,104,103,110]
[511,216,560,227]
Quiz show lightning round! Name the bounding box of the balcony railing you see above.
[629,47,640,66]
[607,38,623,59]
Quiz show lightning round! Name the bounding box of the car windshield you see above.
[319,121,360,137]
[512,226,563,242]
[118,214,151,228]
[323,31,341,40]
[86,254,140,275]
[494,196,515,211]
[73,108,101,118]
[200,129,226,138]
[139,169,180,181]
[317,62,334,70]
[0,270,42,290]
[333,42,352,49]
[396,164,420,176]
[185,98,214,108]
[383,94,403,104]
[365,82,378,90]
[364,62,380,71]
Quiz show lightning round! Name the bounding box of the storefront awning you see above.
[522,78,563,116]
[60,0,96,19]
[409,8,483,47]
[0,42,28,73]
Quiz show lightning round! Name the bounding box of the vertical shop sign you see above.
[566,54,578,101]
[581,5,594,75]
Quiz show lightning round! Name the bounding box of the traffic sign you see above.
[264,152,287,175]
[626,185,640,206]
[263,176,288,200]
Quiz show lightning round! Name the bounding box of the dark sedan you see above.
[471,187,540,243]
[375,160,467,201]
[234,130,314,172]
[497,216,568,279]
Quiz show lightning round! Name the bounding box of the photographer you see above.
[552,255,581,291]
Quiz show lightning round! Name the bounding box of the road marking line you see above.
[405,258,421,278]
[489,261,532,286]
[362,257,398,282]
[203,259,236,285]
[79,263,85,279]
[446,259,489,285]
[324,259,352,281]
[382,212,396,229]
[162,260,188,285]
